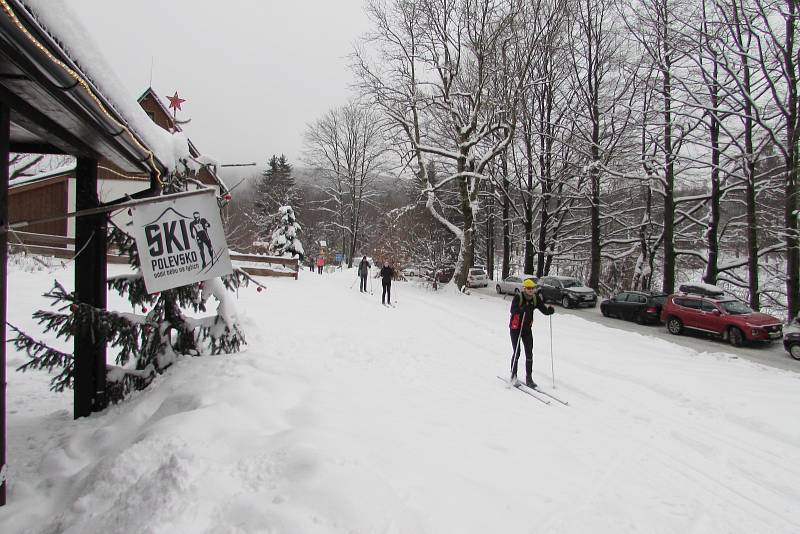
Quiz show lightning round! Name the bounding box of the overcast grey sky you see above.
[69,0,371,173]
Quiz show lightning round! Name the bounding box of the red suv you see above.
[660,292,783,346]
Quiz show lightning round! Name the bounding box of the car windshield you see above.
[470,269,485,275]
[562,279,582,288]
[719,300,754,315]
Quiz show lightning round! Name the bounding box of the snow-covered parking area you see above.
[2,263,800,533]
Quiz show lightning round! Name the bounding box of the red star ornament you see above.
[167,91,186,111]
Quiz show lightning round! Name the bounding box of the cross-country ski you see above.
[496,376,551,404]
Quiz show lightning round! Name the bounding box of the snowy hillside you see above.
[1,262,799,533]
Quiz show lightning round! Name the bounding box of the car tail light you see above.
[646,307,657,313]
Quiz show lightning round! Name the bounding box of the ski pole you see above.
[549,314,556,389]
[350,276,358,289]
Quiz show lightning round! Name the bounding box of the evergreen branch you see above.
[7,323,73,392]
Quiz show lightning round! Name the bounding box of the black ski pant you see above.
[360,275,368,292]
[510,328,533,379]
[382,281,391,304]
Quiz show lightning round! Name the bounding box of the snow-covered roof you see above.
[18,0,193,173]
[8,161,76,188]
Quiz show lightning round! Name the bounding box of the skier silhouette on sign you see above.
[190,211,214,268]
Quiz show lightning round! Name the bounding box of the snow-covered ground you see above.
[2,261,800,533]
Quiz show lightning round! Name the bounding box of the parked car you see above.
[660,291,783,346]
[600,291,667,324]
[466,267,488,288]
[401,267,418,278]
[495,274,537,295]
[783,331,800,360]
[538,275,597,308]
[434,267,455,283]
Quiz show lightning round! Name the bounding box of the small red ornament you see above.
[142,306,148,313]
[224,194,232,201]
[167,91,186,111]
[256,286,263,293]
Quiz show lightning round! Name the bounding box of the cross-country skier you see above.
[358,256,371,293]
[380,260,395,305]
[509,278,554,388]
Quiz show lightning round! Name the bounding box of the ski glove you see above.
[544,306,555,316]
[510,313,521,330]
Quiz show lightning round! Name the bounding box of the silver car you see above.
[495,274,537,295]
[466,267,489,288]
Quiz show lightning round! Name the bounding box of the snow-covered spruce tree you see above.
[8,161,254,402]
[252,154,297,240]
[269,206,304,259]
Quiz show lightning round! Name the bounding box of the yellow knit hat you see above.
[522,278,536,288]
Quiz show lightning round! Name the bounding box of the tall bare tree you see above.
[303,102,387,267]
[356,0,554,288]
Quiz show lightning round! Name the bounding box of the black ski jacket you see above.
[509,290,553,330]
[358,259,370,277]
[380,266,394,283]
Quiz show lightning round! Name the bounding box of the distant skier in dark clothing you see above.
[509,278,554,388]
[380,261,395,305]
[358,256,371,293]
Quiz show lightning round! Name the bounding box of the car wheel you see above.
[495,284,502,294]
[789,343,800,361]
[729,327,744,347]
[635,312,645,325]
[561,296,571,309]
[514,288,520,296]
[667,317,682,335]
[601,306,609,317]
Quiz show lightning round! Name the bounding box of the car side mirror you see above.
[711,309,720,315]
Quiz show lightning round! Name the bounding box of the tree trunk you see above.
[455,177,475,288]
[703,48,721,286]
[784,0,800,322]
[502,152,511,279]
[524,124,535,275]
[486,184,495,280]
[661,53,676,295]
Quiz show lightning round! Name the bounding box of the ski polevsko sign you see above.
[132,190,233,293]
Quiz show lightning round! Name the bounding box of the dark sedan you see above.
[600,291,667,324]
[538,275,597,308]
[784,331,800,360]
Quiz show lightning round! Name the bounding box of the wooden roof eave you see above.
[0,0,167,177]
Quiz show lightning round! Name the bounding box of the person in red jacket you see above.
[316,255,325,274]
[509,278,554,388]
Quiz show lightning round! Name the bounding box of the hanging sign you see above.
[131,190,233,293]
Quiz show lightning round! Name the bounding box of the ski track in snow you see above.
[2,265,800,534]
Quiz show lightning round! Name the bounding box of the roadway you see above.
[469,284,800,374]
